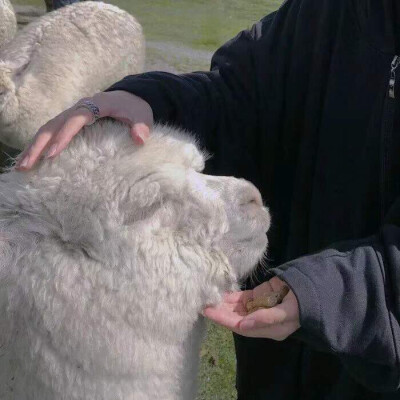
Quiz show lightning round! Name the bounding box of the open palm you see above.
[203,277,301,340]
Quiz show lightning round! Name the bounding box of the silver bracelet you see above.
[75,99,100,125]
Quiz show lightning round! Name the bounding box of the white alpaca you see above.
[0,1,145,150]
[0,121,270,400]
[0,0,17,49]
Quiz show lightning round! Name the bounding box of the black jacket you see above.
[107,0,400,398]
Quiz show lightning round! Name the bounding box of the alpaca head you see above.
[3,121,270,300]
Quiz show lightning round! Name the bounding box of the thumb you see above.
[130,122,150,145]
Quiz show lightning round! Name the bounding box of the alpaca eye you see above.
[240,198,259,207]
[245,196,262,207]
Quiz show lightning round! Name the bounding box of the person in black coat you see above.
[17,0,400,398]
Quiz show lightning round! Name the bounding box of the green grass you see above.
[110,0,283,51]
[9,1,284,399]
[198,322,237,400]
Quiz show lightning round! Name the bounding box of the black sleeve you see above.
[273,201,400,392]
[105,12,278,152]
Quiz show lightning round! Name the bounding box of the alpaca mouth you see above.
[240,233,268,246]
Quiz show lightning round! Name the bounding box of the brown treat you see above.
[246,285,290,314]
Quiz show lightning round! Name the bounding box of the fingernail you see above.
[19,156,29,168]
[45,144,57,159]
[240,319,255,330]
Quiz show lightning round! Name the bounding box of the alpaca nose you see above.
[249,187,263,207]
[240,180,263,207]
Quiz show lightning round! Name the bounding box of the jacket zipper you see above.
[389,55,400,98]
[380,55,399,222]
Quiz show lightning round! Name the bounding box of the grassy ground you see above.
[8,1,284,398]
[198,322,237,400]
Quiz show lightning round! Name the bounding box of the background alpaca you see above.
[0,0,17,49]
[0,121,270,400]
[0,1,144,150]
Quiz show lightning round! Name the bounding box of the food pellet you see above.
[246,285,290,313]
